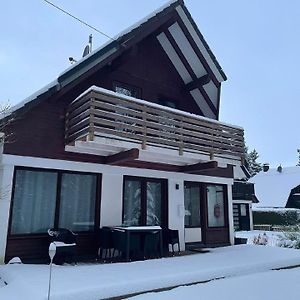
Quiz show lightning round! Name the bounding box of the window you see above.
[207,185,226,228]
[123,177,166,227]
[113,81,141,98]
[10,168,99,235]
[59,173,97,231]
[158,99,177,109]
[11,170,57,234]
[184,184,201,227]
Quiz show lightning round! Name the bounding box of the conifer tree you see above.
[245,147,262,177]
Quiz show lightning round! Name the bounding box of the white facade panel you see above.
[190,88,216,119]
[203,80,218,109]
[168,22,207,78]
[157,32,192,84]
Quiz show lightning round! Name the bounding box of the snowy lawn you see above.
[130,267,300,300]
[1,245,300,300]
[235,230,284,246]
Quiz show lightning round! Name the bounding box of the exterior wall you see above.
[3,33,203,161]
[1,154,233,263]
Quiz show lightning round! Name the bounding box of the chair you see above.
[111,229,141,261]
[48,228,77,265]
[163,229,180,256]
[97,227,114,261]
[143,230,160,259]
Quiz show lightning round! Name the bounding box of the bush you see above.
[253,210,300,226]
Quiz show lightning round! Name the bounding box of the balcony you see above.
[65,86,245,168]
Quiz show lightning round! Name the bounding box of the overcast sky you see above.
[1,0,299,167]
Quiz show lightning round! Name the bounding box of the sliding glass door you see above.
[123,177,167,227]
[10,167,100,235]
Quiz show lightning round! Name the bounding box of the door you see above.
[123,176,168,227]
[184,182,203,243]
[204,185,229,245]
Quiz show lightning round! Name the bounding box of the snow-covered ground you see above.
[235,230,284,246]
[1,245,300,300]
[130,267,300,300]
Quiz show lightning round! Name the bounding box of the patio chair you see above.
[97,227,114,261]
[111,229,141,261]
[48,228,77,265]
[143,230,160,259]
[163,229,180,256]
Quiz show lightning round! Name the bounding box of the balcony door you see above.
[123,176,168,227]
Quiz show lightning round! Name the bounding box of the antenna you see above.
[82,34,93,57]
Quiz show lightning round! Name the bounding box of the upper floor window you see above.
[113,81,141,98]
[158,98,177,109]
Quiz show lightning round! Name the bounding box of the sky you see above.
[1,0,300,167]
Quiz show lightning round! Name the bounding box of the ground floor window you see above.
[207,185,226,228]
[184,183,201,227]
[10,168,100,235]
[123,176,167,227]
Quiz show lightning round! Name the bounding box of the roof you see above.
[3,0,227,121]
[250,166,300,208]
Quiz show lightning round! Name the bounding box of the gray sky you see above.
[1,0,299,167]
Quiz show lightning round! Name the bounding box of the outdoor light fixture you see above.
[48,242,56,300]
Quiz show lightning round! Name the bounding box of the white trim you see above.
[2,155,233,185]
[190,88,216,119]
[157,32,193,84]
[176,6,225,83]
[227,184,234,245]
[168,22,206,78]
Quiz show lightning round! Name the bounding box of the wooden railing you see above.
[65,89,245,160]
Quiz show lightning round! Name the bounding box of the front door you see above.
[184,182,203,243]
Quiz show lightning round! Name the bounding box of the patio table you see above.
[112,226,163,261]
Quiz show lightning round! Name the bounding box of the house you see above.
[251,166,300,209]
[0,0,246,263]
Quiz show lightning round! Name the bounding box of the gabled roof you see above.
[4,0,226,121]
[250,166,300,208]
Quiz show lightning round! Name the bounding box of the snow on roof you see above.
[58,0,180,78]
[250,166,300,208]
[0,79,58,120]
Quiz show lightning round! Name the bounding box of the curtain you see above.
[184,185,201,227]
[11,170,57,234]
[59,173,97,231]
[123,180,141,226]
[207,185,225,227]
[146,182,162,226]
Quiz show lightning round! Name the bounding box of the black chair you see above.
[143,230,160,259]
[163,229,180,256]
[97,227,114,261]
[48,228,77,265]
[111,229,141,261]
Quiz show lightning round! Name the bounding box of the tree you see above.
[245,146,262,177]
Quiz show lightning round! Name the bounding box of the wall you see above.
[0,154,233,263]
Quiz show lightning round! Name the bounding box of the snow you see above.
[129,267,300,300]
[1,245,300,299]
[58,0,179,78]
[74,85,244,130]
[250,166,300,208]
[0,80,58,120]
[253,207,300,214]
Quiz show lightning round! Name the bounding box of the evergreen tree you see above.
[245,147,262,177]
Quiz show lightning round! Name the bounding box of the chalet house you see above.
[0,0,246,263]
[251,166,300,209]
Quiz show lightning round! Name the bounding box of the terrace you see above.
[65,86,245,169]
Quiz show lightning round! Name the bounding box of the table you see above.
[111,226,163,261]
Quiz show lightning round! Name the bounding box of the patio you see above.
[1,245,300,300]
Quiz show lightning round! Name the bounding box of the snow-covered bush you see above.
[278,225,300,249]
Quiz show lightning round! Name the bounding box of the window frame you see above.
[8,166,102,237]
[122,176,168,228]
[112,81,142,99]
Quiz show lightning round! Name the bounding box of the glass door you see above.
[123,177,167,227]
